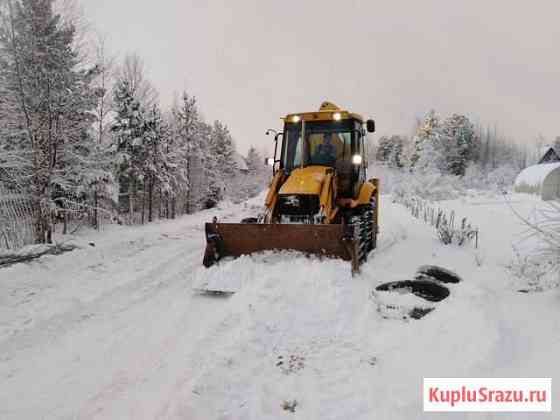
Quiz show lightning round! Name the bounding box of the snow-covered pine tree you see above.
[212,120,236,177]
[142,104,172,222]
[195,121,218,209]
[111,53,165,222]
[244,146,267,198]
[376,136,392,163]
[441,114,479,176]
[173,92,203,214]
[166,109,190,217]
[376,135,407,168]
[246,146,262,173]
[410,110,446,173]
[111,78,147,221]
[0,0,109,242]
[207,120,236,204]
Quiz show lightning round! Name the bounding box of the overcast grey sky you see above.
[83,0,559,153]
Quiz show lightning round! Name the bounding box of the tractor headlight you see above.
[333,112,342,121]
[352,154,363,165]
[291,115,301,123]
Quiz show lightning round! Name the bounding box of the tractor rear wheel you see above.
[349,196,377,264]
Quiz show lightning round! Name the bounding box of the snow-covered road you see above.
[0,194,558,419]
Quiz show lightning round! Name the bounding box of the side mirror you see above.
[265,157,275,166]
[366,119,376,133]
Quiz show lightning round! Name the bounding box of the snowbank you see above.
[1,192,559,419]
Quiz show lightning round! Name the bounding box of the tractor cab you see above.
[273,102,375,198]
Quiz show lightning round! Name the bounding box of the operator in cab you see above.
[313,132,338,166]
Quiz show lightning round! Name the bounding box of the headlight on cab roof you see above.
[352,154,362,165]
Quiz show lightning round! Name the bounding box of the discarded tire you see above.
[375,280,450,302]
[409,307,435,320]
[415,265,461,284]
[373,279,450,320]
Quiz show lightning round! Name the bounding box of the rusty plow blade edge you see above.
[203,223,360,273]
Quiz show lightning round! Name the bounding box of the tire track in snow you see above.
[0,197,267,419]
[0,245,215,419]
[0,245,196,361]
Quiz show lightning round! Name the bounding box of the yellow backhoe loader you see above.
[203,102,379,274]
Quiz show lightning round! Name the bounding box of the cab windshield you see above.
[282,120,355,171]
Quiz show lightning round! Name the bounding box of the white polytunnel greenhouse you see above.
[514,162,560,200]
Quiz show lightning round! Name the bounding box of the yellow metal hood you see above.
[278,166,329,195]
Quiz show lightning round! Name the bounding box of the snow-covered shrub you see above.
[282,400,298,413]
[508,202,560,291]
[455,218,479,246]
[509,247,559,292]
[387,162,519,199]
[486,165,518,192]
[393,170,464,202]
[436,219,454,245]
[367,163,404,195]
[436,215,478,246]
[462,164,487,191]
[462,163,518,193]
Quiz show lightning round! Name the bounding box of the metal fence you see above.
[0,183,107,251]
[0,184,35,250]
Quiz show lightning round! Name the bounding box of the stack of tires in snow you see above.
[371,266,461,320]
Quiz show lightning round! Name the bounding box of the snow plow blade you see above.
[203,222,361,273]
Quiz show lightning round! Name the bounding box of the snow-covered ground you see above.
[0,192,558,419]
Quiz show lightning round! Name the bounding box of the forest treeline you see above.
[0,0,268,246]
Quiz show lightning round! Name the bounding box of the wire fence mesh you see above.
[0,183,35,250]
[0,183,190,251]
[0,183,107,251]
